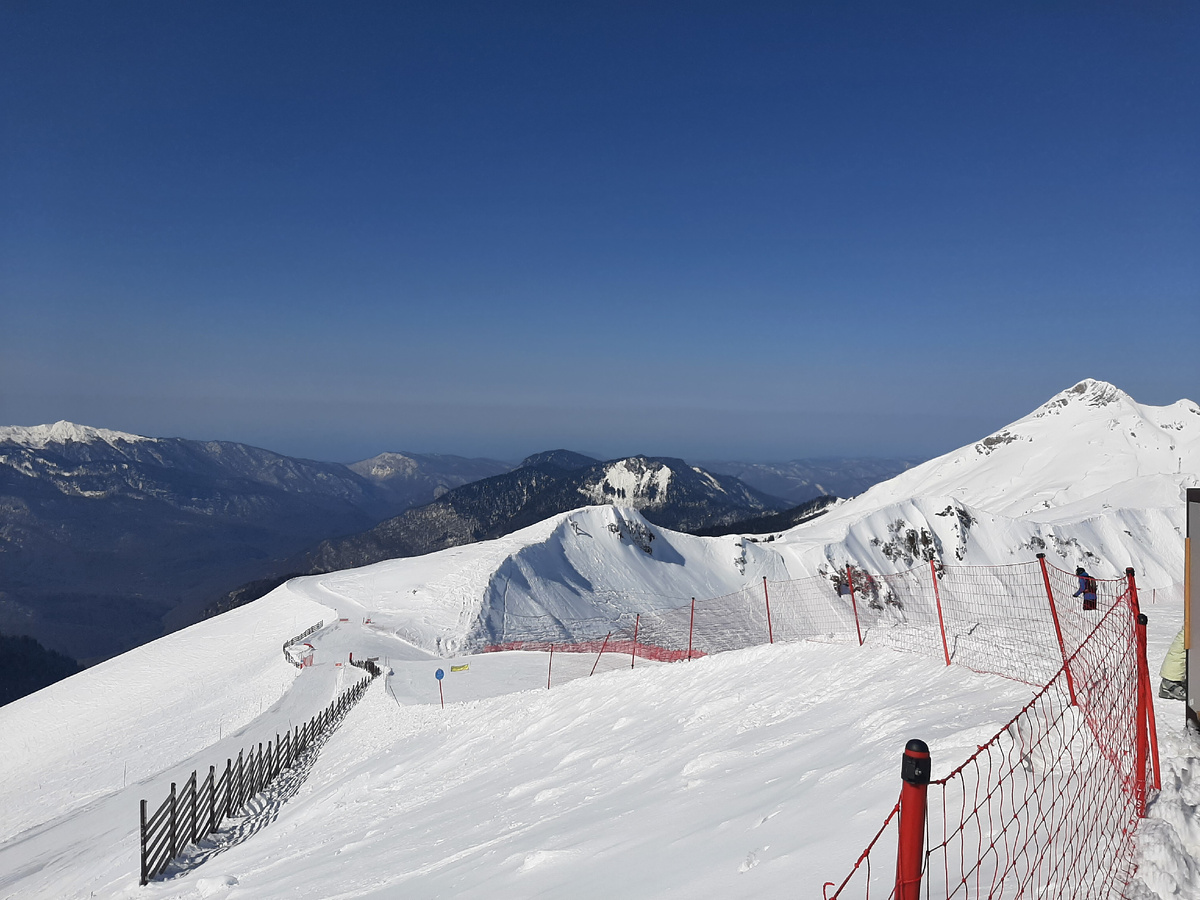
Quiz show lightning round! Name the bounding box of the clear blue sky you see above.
[2,2,1197,463]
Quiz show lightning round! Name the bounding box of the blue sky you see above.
[2,2,1197,463]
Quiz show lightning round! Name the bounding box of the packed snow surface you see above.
[0,572,1193,898]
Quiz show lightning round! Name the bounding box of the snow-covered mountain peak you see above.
[0,420,155,448]
[1033,378,1130,416]
[813,381,1199,522]
[581,457,673,507]
[350,452,419,480]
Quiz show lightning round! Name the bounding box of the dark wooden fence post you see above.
[208,766,217,835]
[168,782,177,859]
[139,799,149,885]
[189,770,198,844]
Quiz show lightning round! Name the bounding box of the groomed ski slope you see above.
[0,571,1195,899]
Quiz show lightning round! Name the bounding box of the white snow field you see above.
[0,379,1198,898]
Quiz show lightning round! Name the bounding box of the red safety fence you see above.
[826,565,1159,899]
[479,556,1159,898]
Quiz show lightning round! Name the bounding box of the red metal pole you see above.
[547,644,554,690]
[688,598,695,661]
[763,577,774,644]
[1038,553,1078,706]
[1128,567,1161,798]
[438,680,444,709]
[590,632,611,677]
[631,614,640,669]
[896,739,931,900]
[846,564,863,646]
[930,559,951,667]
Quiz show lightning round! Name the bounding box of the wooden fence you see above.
[282,620,323,668]
[139,659,380,885]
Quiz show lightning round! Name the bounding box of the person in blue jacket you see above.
[1073,567,1098,610]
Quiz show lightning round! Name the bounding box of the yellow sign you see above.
[451,664,469,673]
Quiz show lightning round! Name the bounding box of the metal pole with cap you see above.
[896,739,931,900]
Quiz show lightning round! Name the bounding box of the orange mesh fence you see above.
[826,566,1158,899]
[478,561,1123,695]
[476,559,1157,898]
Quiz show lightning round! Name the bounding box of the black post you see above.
[189,771,198,844]
[208,766,217,835]
[139,799,149,885]
[168,782,177,859]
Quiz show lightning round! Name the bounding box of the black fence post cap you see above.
[902,739,931,785]
[1126,567,1136,576]
[1036,552,1046,559]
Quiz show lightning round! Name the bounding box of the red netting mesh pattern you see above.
[827,568,1153,899]
[477,560,1154,899]
[480,561,1100,692]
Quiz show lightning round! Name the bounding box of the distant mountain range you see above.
[0,423,508,665]
[695,458,920,504]
[303,451,792,574]
[0,421,921,703]
[349,451,512,506]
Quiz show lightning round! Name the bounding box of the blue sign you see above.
[435,668,444,680]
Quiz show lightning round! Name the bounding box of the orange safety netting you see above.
[478,558,1158,898]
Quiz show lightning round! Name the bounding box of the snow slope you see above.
[314,380,1196,660]
[0,572,1192,899]
[764,379,1198,589]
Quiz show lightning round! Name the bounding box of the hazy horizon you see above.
[3,4,1196,463]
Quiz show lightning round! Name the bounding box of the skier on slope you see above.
[1072,567,1098,611]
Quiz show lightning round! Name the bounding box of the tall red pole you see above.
[631,614,640,669]
[688,598,695,661]
[763,577,774,644]
[590,632,611,677]
[930,559,951,667]
[846,564,863,646]
[1038,553,1078,706]
[896,739,930,900]
[547,644,554,690]
[438,681,444,709]
[1128,567,1161,799]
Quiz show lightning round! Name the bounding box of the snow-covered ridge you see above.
[828,379,1199,520]
[0,420,155,448]
[581,458,673,506]
[350,452,420,480]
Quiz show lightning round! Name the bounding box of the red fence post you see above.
[1128,567,1161,800]
[631,614,640,669]
[590,632,611,677]
[846,564,864,646]
[1038,553,1078,706]
[547,644,554,690]
[688,598,695,660]
[896,739,931,900]
[763,577,774,644]
[929,559,951,666]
